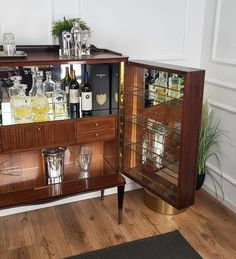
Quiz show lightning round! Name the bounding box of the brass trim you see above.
[119,62,125,173]
[144,189,185,215]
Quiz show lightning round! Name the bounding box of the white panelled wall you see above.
[0,0,235,215]
[201,0,236,212]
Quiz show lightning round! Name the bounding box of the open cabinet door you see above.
[122,60,205,210]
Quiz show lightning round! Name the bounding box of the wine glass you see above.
[77,146,93,178]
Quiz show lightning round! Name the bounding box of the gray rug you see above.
[66,230,202,259]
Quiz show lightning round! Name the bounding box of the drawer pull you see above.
[95,123,99,126]
[95,133,99,137]
[38,127,41,131]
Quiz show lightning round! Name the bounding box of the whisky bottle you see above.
[81,71,92,117]
[69,70,80,118]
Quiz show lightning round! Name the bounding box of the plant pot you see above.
[196,172,205,190]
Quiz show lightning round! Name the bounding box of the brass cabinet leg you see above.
[101,189,104,201]
[117,185,125,225]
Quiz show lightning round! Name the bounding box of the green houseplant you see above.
[196,101,223,190]
[51,17,88,38]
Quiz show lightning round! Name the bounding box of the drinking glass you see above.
[77,146,93,178]
[3,33,16,56]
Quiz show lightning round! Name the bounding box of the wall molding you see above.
[205,78,236,92]
[208,99,236,115]
[211,0,236,66]
[133,0,190,62]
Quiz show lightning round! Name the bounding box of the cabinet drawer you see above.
[77,128,117,143]
[76,115,117,131]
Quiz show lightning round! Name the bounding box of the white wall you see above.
[200,0,236,213]
[0,0,80,45]
[80,0,205,68]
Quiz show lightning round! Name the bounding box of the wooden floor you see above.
[0,188,235,259]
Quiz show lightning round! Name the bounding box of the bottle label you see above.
[81,92,92,110]
[70,89,79,103]
[148,84,156,100]
[65,85,69,94]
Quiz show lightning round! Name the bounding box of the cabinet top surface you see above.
[129,60,205,73]
[0,45,128,66]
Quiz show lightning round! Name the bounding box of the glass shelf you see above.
[126,85,184,105]
[125,115,182,135]
[124,143,179,174]
[0,102,115,126]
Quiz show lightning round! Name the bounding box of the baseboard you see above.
[0,179,141,217]
[202,184,236,213]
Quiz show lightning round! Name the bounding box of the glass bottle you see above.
[13,85,31,124]
[71,21,82,57]
[81,71,92,117]
[154,71,168,104]
[145,69,155,107]
[9,76,23,117]
[69,70,80,118]
[31,71,49,122]
[52,81,67,120]
[43,71,55,118]
[168,74,181,99]
[62,66,71,111]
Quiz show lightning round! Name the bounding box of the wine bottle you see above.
[145,69,155,107]
[62,67,71,111]
[81,71,92,117]
[69,70,80,118]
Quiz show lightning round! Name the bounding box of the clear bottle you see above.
[81,71,92,117]
[9,76,23,117]
[43,71,55,118]
[31,71,49,122]
[154,71,168,104]
[71,21,82,57]
[168,74,181,99]
[13,86,31,124]
[52,81,67,120]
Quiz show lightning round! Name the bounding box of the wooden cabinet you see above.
[0,46,204,215]
[0,46,126,223]
[122,61,205,210]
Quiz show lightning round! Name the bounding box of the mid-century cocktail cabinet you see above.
[0,46,205,221]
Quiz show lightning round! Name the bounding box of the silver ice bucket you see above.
[41,147,67,184]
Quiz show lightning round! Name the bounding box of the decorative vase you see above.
[196,172,205,190]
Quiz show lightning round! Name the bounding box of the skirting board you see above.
[0,178,141,217]
[202,184,236,214]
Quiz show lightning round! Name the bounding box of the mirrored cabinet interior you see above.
[122,61,205,210]
[0,46,204,214]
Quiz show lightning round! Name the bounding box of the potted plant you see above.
[51,16,89,46]
[196,101,223,190]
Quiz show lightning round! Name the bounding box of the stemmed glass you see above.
[77,146,93,178]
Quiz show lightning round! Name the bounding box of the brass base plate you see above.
[143,190,186,215]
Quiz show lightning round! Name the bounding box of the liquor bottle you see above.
[0,80,2,125]
[30,71,49,122]
[69,70,80,118]
[81,71,92,117]
[154,71,168,104]
[168,74,181,99]
[43,71,55,118]
[145,69,155,107]
[52,81,67,119]
[62,66,71,111]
